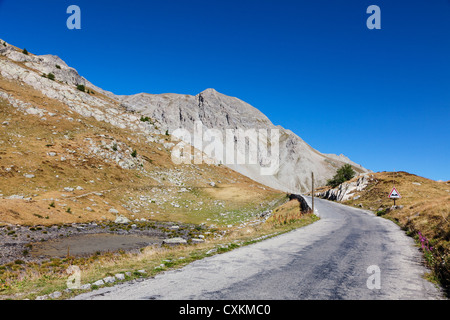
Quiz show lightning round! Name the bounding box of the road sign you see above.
[389,187,401,199]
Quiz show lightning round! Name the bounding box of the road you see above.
[73,198,443,300]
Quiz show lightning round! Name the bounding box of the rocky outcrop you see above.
[316,173,375,201]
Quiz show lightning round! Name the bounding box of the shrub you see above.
[22,48,28,55]
[131,150,137,158]
[55,64,61,69]
[47,73,55,81]
[76,84,86,92]
[327,164,356,188]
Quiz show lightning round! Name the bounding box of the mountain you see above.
[0,38,284,227]
[0,38,369,197]
[118,89,370,193]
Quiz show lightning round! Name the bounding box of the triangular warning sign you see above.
[389,187,401,199]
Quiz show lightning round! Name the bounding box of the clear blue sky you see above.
[1,0,449,181]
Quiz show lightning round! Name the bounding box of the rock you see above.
[209,182,216,187]
[412,182,421,186]
[114,215,130,224]
[49,291,62,299]
[163,237,187,245]
[109,208,119,214]
[206,248,218,255]
[76,186,84,190]
[115,273,125,281]
[24,174,35,178]
[47,152,57,157]
[7,195,24,200]
[80,284,91,290]
[353,195,360,200]
[137,269,147,274]
[93,280,105,286]
[191,238,205,244]
[103,276,116,284]
[35,295,48,300]
[64,187,74,192]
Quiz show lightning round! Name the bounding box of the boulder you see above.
[114,215,130,224]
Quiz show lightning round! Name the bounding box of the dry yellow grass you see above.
[0,76,284,227]
[338,171,449,291]
[0,204,318,300]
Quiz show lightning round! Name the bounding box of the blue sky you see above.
[0,0,449,181]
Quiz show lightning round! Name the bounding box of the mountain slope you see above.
[0,38,369,195]
[119,89,370,193]
[0,39,284,227]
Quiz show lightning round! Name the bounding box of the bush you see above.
[22,48,28,55]
[327,164,356,188]
[55,64,61,69]
[47,73,55,81]
[76,84,86,92]
[131,150,137,158]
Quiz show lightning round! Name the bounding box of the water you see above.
[30,233,163,258]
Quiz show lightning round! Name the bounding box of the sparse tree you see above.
[327,164,356,188]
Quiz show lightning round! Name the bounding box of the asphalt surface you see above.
[73,198,443,300]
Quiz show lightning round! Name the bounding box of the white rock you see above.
[103,276,116,284]
[93,280,105,286]
[115,273,125,281]
[114,215,130,224]
[49,291,62,299]
[80,284,91,290]
[163,237,187,245]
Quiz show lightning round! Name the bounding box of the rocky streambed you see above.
[0,220,212,265]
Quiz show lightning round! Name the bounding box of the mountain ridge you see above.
[0,38,369,193]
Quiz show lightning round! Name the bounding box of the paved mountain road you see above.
[73,198,443,300]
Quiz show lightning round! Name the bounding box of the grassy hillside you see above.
[335,171,449,292]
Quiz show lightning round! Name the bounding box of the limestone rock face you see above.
[119,89,370,193]
[317,173,374,202]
